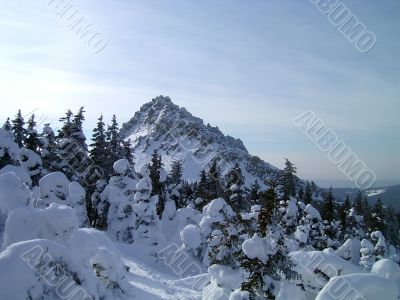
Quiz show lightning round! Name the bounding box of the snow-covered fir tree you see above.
[225,163,245,212]
[206,159,223,200]
[24,114,40,154]
[148,150,166,217]
[106,114,123,173]
[11,110,25,148]
[102,159,137,243]
[2,118,12,132]
[39,123,58,172]
[239,184,298,299]
[195,169,208,209]
[132,165,160,246]
[0,128,19,168]
[89,114,109,173]
[279,158,297,201]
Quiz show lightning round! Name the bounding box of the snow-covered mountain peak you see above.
[120,96,278,185]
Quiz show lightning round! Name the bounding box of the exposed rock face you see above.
[121,95,280,186]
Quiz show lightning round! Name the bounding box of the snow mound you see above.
[229,290,250,300]
[0,165,31,185]
[290,250,363,293]
[203,198,234,219]
[0,172,31,214]
[67,228,119,268]
[200,198,234,237]
[0,239,99,300]
[38,171,70,201]
[181,224,202,250]
[36,172,88,226]
[208,264,245,290]
[136,177,151,191]
[113,159,130,175]
[316,273,399,300]
[242,233,268,262]
[304,204,322,220]
[335,238,361,265]
[371,258,400,282]
[90,247,127,286]
[276,283,306,300]
[0,128,19,162]
[19,148,42,170]
[2,204,79,248]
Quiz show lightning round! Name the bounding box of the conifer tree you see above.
[206,159,222,200]
[296,203,327,250]
[25,114,40,154]
[304,181,313,205]
[0,121,19,168]
[339,194,351,240]
[195,169,208,208]
[225,163,245,211]
[148,150,165,217]
[225,163,244,188]
[106,115,122,169]
[58,109,74,139]
[102,161,138,243]
[321,187,338,243]
[89,114,108,172]
[180,181,194,205]
[208,213,243,268]
[279,158,297,200]
[71,107,87,149]
[2,118,12,132]
[40,123,58,172]
[386,205,400,247]
[346,206,365,240]
[57,108,89,183]
[311,181,317,194]
[250,180,261,204]
[11,110,25,147]
[362,196,372,230]
[121,139,134,164]
[371,198,386,234]
[170,160,183,185]
[91,179,109,230]
[354,190,364,215]
[240,182,297,299]
[297,185,304,201]
[360,238,376,270]
[322,187,335,223]
[166,160,183,208]
[148,150,163,196]
[133,166,161,246]
[258,186,277,237]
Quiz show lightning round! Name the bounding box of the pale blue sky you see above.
[0,0,399,185]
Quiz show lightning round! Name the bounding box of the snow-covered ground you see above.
[366,188,386,197]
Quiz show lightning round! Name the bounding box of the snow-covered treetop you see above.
[113,159,130,175]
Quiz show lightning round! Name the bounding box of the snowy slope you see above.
[121,96,279,186]
[120,253,203,300]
